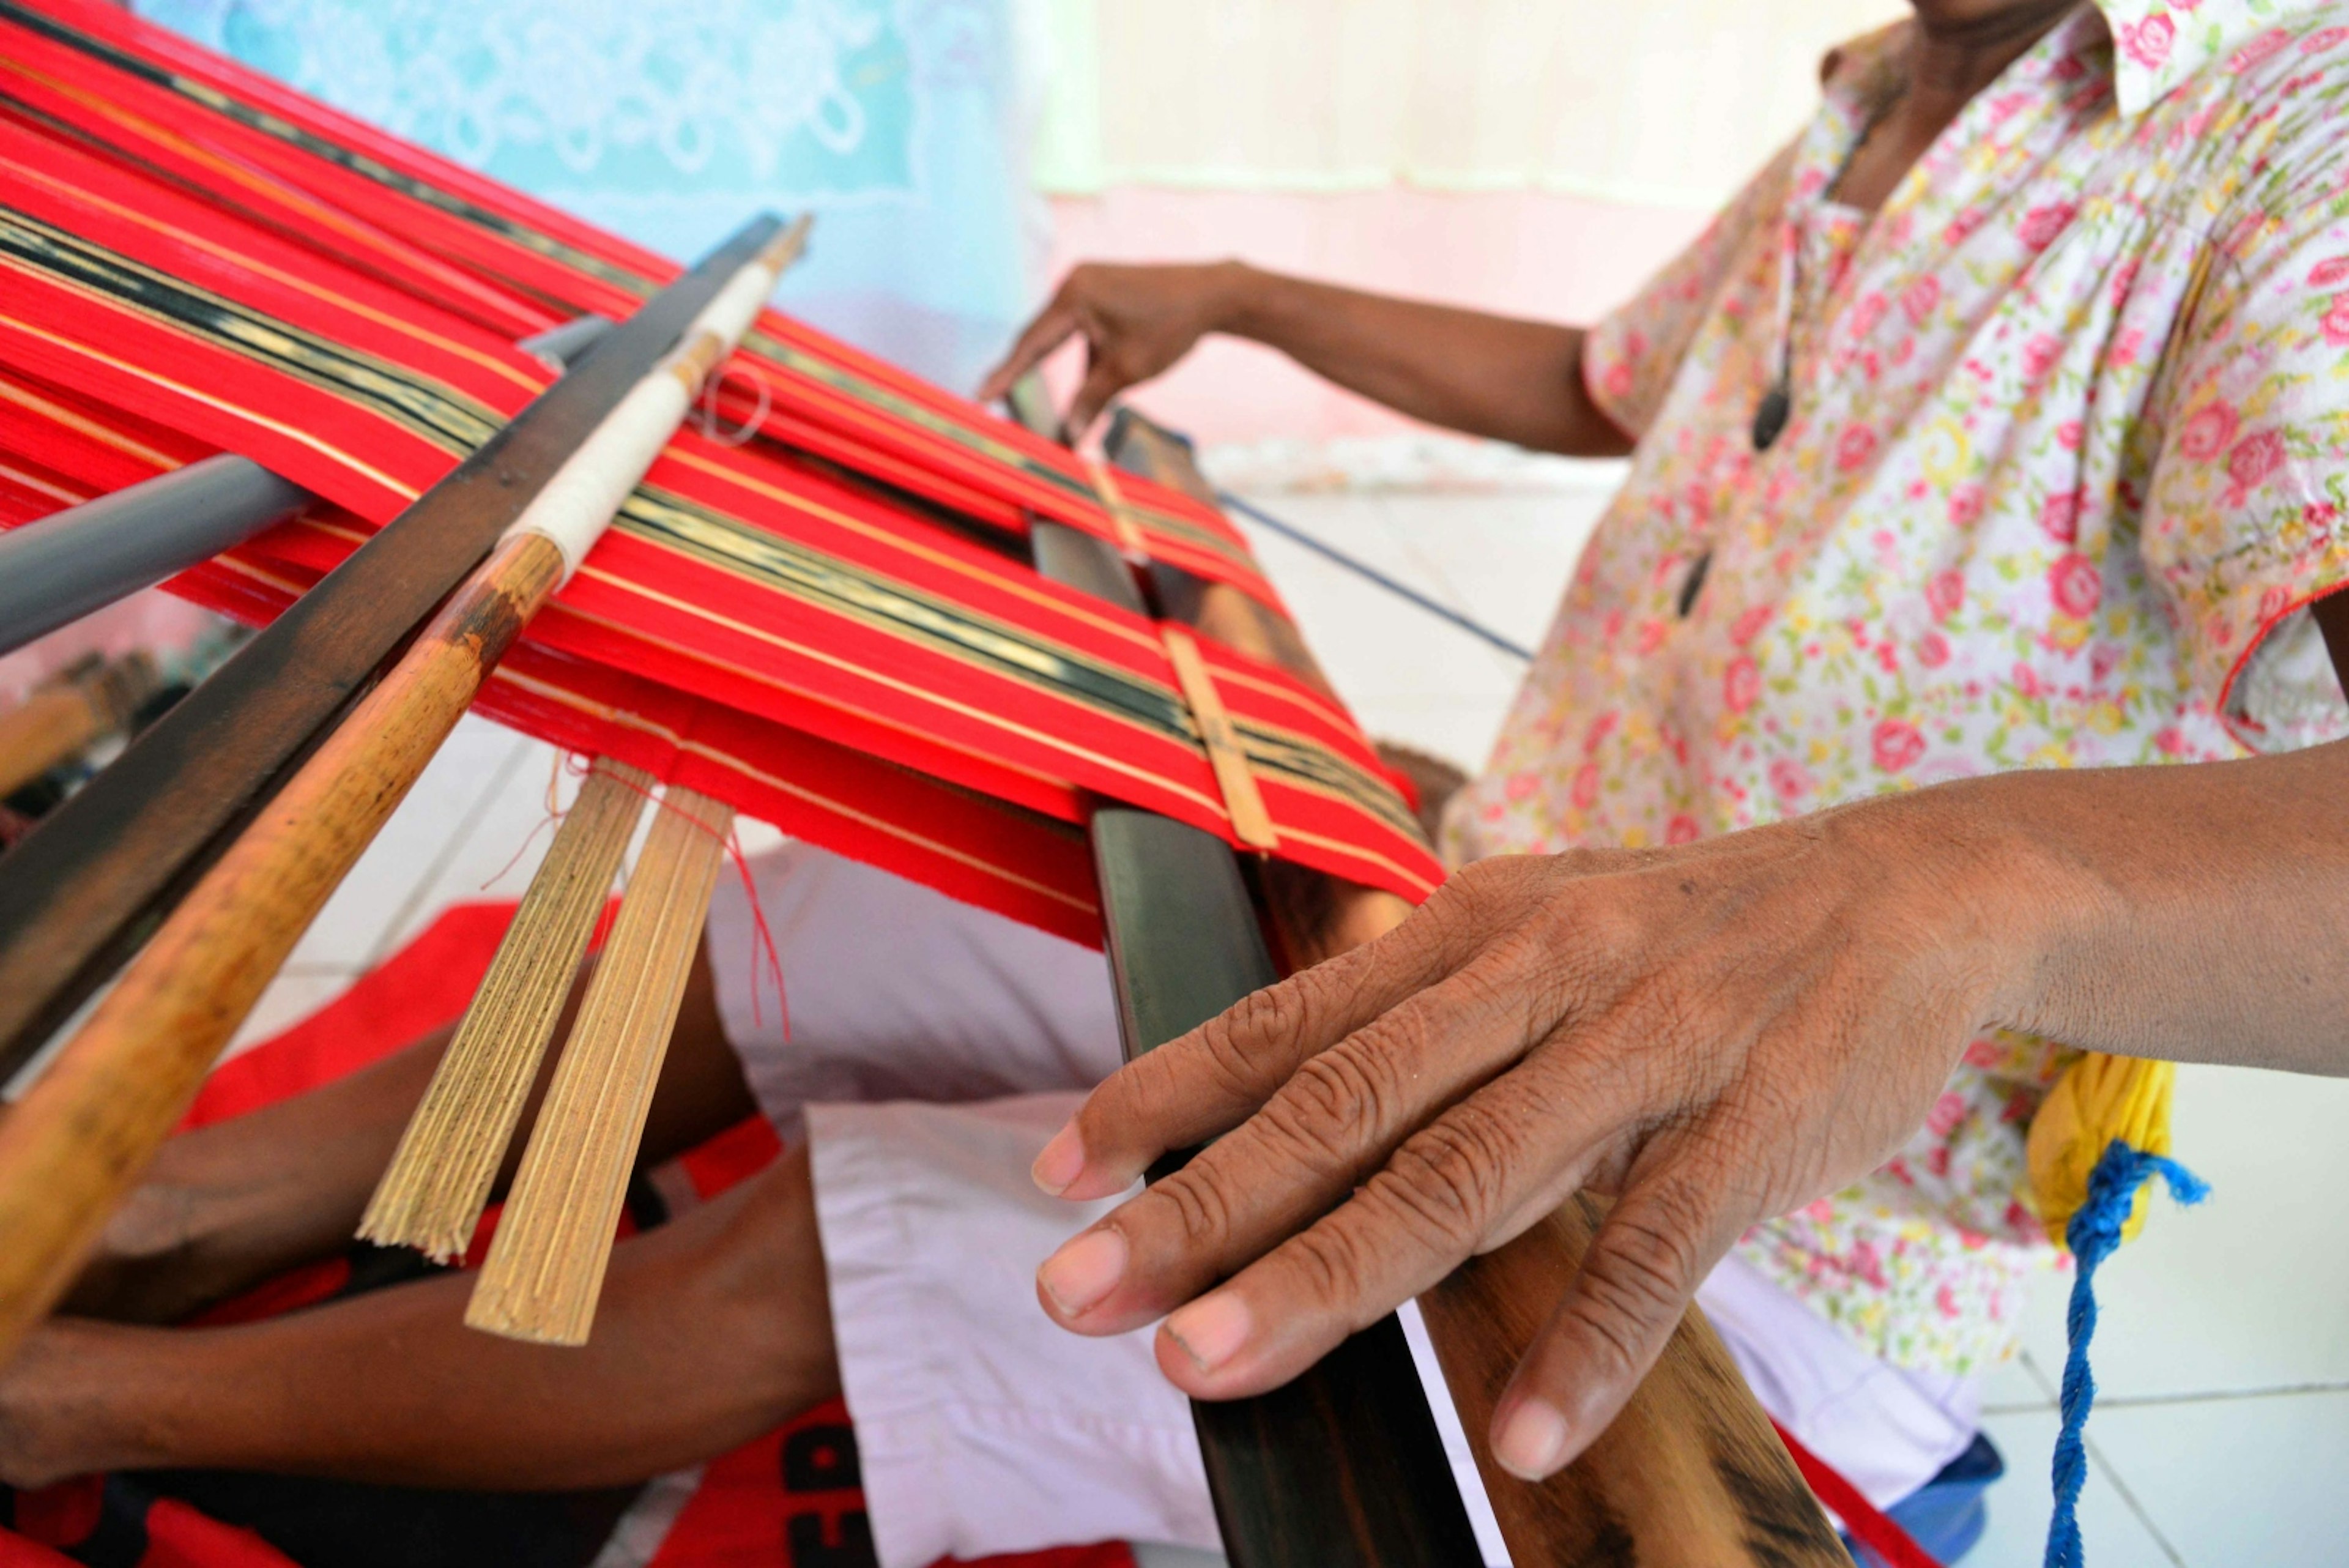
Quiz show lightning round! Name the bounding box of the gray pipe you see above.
[0,314,615,657]
[0,456,309,656]
[518,312,618,369]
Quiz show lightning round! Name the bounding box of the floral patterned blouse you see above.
[1443,0,2349,1375]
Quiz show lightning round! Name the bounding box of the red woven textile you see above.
[0,0,1279,612]
[0,7,1445,937]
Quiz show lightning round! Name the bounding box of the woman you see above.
[1004,0,2349,1501]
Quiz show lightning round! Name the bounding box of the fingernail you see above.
[1493,1397,1570,1481]
[1031,1121,1086,1196]
[1162,1292,1251,1374]
[1037,1227,1127,1318]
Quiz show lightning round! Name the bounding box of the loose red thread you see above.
[724,825,790,1041]
[562,757,790,1039]
[475,747,573,893]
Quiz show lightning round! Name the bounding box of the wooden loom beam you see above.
[1025,505,1482,1564]
[1100,409,1851,1567]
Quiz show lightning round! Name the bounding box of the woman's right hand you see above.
[976,261,1252,438]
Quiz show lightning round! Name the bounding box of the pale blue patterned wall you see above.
[134,0,1035,391]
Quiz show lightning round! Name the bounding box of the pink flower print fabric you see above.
[1444,1,2349,1375]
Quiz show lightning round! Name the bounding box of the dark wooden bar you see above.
[1030,519,1484,1567]
[0,234,761,1076]
[1103,407,1854,1568]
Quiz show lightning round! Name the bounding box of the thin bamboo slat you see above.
[359,759,654,1261]
[466,785,733,1345]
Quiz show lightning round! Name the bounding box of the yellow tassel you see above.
[2025,1052,2176,1249]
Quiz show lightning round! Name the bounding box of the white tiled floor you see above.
[209,483,2349,1567]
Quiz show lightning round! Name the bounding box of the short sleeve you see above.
[1580,141,1796,442]
[2140,189,2349,752]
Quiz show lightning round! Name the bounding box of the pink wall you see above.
[1036,187,1709,445]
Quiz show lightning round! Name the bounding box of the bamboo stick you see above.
[358,759,653,1261]
[466,786,732,1345]
[0,223,804,1364]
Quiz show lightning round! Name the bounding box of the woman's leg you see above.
[1,1145,834,1492]
[67,942,758,1324]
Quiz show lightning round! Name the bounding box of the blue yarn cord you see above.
[2044,1141,2209,1568]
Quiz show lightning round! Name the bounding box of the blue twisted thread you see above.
[2044,1141,2208,1568]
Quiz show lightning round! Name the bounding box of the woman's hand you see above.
[1028,789,2052,1480]
[977,261,1252,438]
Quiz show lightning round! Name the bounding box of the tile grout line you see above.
[2017,1345,2062,1400]
[2085,1433,2191,1568]
[1359,500,1538,682]
[360,734,540,971]
[2081,1380,2349,1410]
[2003,1350,2349,1411]
[277,961,369,980]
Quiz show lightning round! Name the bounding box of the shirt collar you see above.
[2091,0,2310,117]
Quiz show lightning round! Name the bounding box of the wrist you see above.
[1212,260,1277,340]
[1833,773,2099,1030]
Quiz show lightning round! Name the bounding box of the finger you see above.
[1033,894,1489,1202]
[976,297,1082,404]
[1042,1015,1626,1345]
[1487,1146,1747,1480]
[1063,351,1130,442]
[1141,1062,1639,1396]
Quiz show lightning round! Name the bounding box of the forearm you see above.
[66,1031,453,1321]
[1887,740,2349,1075]
[1219,265,1630,458]
[10,1154,833,1490]
[70,944,755,1322]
